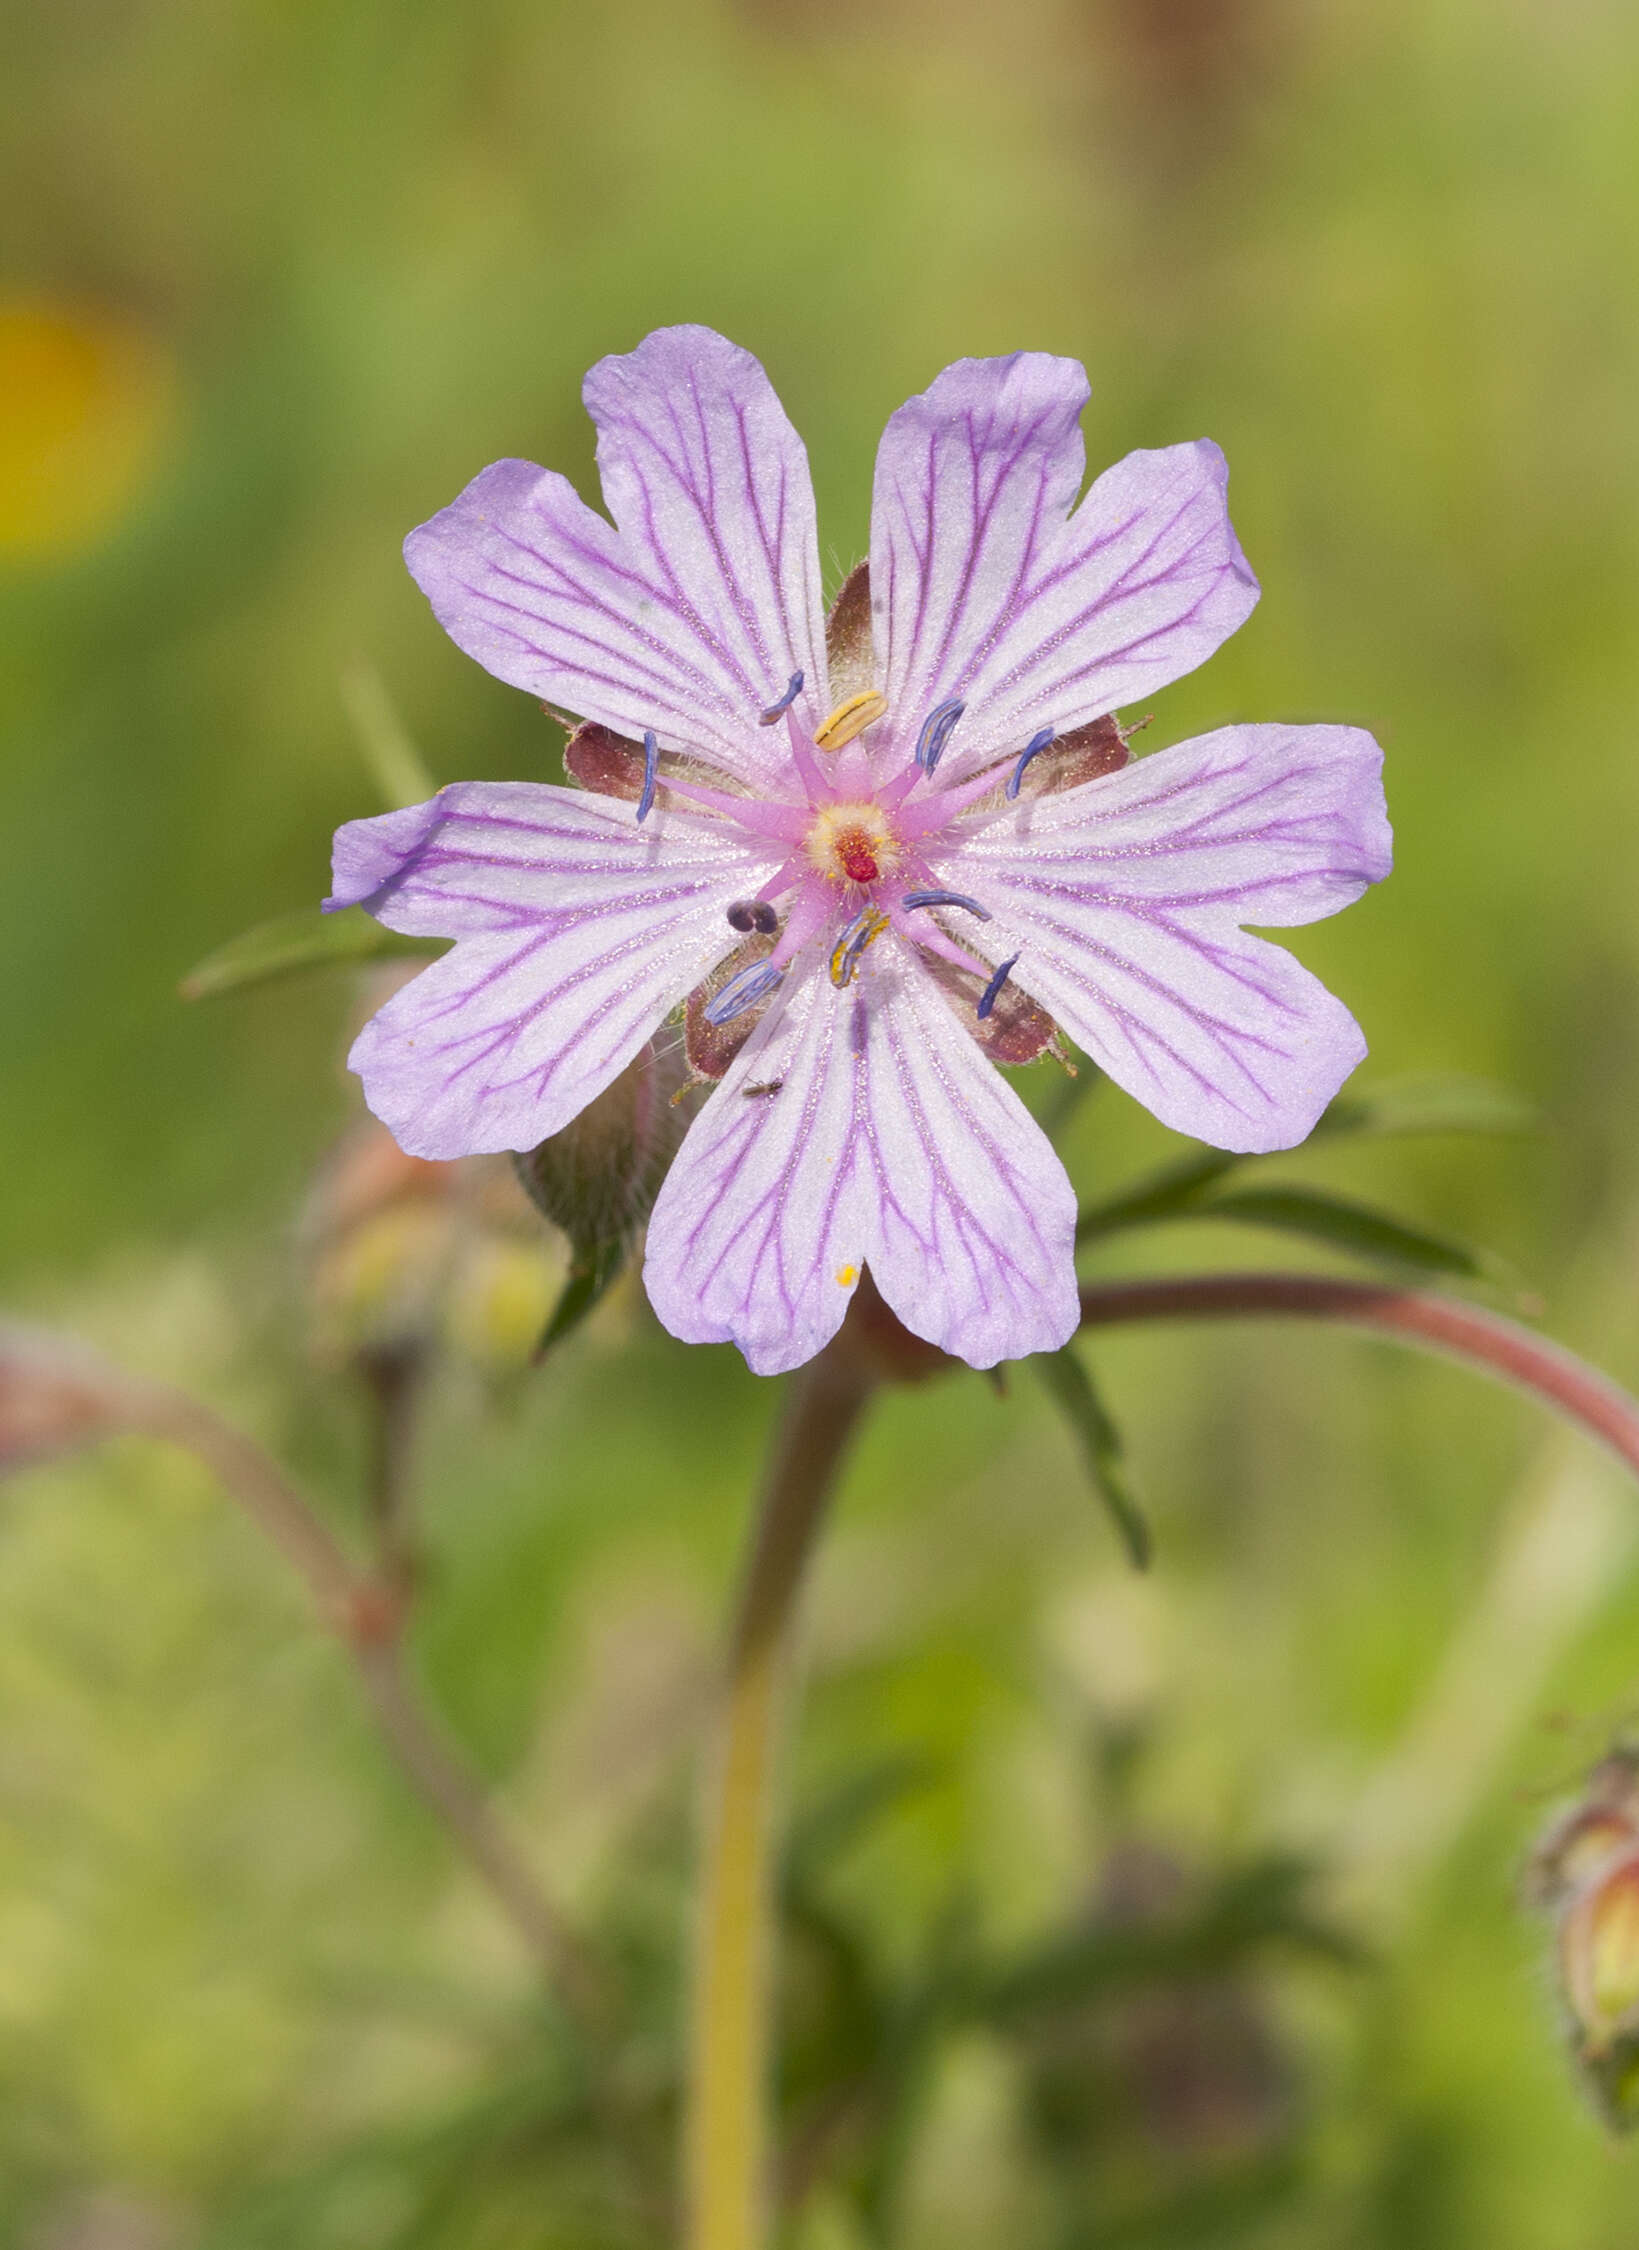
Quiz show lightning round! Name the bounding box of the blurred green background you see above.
[6,0,1639,2243]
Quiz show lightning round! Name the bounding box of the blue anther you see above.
[1004,726,1057,801]
[915,698,966,773]
[758,671,805,725]
[977,954,1020,1021]
[636,728,659,822]
[704,959,784,1026]
[901,888,992,923]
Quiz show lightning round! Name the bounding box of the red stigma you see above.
[835,826,880,883]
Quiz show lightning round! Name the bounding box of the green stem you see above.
[686,1346,874,2250]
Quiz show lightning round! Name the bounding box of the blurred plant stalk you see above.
[687,1341,876,2250]
[0,1319,598,2020]
[684,1262,1639,2242]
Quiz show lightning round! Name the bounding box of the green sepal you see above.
[514,1040,695,1359]
[527,1236,628,1360]
[1192,1184,1488,1278]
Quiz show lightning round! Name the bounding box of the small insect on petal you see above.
[814,690,888,751]
[636,728,659,822]
[901,888,992,922]
[829,906,891,989]
[758,670,804,725]
[704,959,785,1026]
[1005,727,1057,801]
[977,954,1021,1020]
[914,697,965,774]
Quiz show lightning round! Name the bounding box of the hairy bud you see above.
[515,1036,695,1354]
[304,1125,561,1374]
[1529,1748,1639,2127]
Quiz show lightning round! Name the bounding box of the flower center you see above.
[805,800,899,887]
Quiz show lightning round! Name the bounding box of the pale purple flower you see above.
[327,326,1390,1377]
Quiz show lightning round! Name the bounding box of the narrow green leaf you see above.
[341,658,437,809]
[179,907,440,1001]
[979,1852,1362,2025]
[1035,1347,1152,1569]
[1314,1072,1535,1142]
[1076,1077,1530,1247]
[1075,1147,1239,1243]
[1195,1185,1487,1277]
[783,1756,938,1889]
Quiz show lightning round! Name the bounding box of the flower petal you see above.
[870,352,1258,781]
[643,946,1079,1375]
[330,781,782,1158]
[403,326,826,790]
[943,724,1391,1152]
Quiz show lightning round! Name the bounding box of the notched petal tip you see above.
[650,952,1080,1378]
[400,332,827,793]
[327,793,447,916]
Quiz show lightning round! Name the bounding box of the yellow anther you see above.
[814,689,887,751]
[829,907,890,989]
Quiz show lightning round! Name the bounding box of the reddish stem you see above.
[1077,1275,1639,1480]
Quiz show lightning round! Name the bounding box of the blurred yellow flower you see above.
[0,296,177,561]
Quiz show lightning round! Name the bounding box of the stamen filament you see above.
[901,887,992,922]
[705,960,784,1027]
[781,709,831,806]
[977,953,1020,1019]
[636,728,659,822]
[1004,727,1057,801]
[814,691,888,752]
[757,671,804,725]
[914,698,965,774]
[658,773,810,843]
[896,759,1019,838]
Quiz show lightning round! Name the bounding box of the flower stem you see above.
[1076,1274,1639,1476]
[119,1374,597,2011]
[687,1347,874,2250]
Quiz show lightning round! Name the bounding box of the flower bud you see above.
[1526,1756,1639,1909]
[515,1036,694,1353]
[1530,1749,1639,2129]
[1562,1847,1639,2059]
[303,1123,563,1375]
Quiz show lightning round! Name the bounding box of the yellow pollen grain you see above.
[836,1264,858,1287]
[814,690,887,750]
